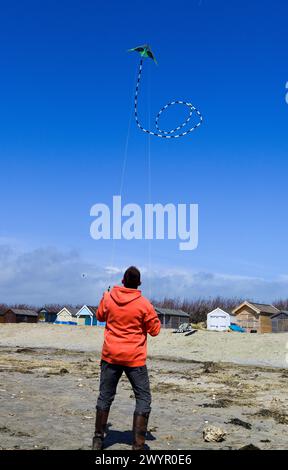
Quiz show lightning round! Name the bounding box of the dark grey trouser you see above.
[97,360,151,415]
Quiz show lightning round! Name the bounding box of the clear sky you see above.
[0,0,287,305]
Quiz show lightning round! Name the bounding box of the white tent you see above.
[207,308,231,331]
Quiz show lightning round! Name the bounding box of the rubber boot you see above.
[92,408,109,450]
[132,412,149,450]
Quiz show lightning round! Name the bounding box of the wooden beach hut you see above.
[38,306,59,323]
[232,301,279,333]
[54,307,78,325]
[2,308,39,323]
[271,311,288,333]
[76,305,105,326]
[155,307,190,329]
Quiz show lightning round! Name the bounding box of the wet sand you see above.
[0,325,287,450]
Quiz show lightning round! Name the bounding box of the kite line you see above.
[130,44,203,139]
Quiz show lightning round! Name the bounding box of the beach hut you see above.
[2,308,39,323]
[76,305,106,326]
[54,307,78,325]
[77,305,106,326]
[232,301,279,333]
[0,308,6,323]
[38,307,59,323]
[76,305,96,326]
[76,305,96,325]
[271,311,288,333]
[207,308,232,331]
[155,307,190,329]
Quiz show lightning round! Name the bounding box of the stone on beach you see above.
[203,425,226,442]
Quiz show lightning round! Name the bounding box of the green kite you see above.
[128,44,203,139]
[128,44,157,64]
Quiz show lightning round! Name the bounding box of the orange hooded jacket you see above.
[96,286,161,367]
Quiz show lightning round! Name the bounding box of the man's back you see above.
[97,286,161,367]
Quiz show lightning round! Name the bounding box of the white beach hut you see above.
[207,308,231,331]
[54,307,78,325]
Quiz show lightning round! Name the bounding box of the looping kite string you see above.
[133,53,203,139]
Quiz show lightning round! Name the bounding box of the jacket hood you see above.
[110,285,142,306]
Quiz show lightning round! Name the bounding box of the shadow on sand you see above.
[104,423,156,450]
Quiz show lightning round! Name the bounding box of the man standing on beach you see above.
[92,266,161,450]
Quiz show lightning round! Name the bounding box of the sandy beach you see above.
[0,323,287,368]
[0,324,287,450]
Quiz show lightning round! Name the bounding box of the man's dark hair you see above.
[122,266,141,289]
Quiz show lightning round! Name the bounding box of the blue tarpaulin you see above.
[229,323,246,333]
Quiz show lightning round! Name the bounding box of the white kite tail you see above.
[134,58,203,139]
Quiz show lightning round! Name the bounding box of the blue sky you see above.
[0,0,288,304]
